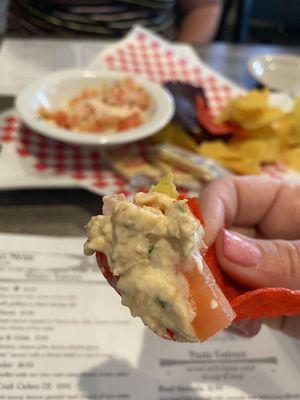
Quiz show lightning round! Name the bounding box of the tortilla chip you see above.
[198,133,284,175]
[281,147,300,170]
[217,89,284,131]
[285,97,300,145]
[150,173,178,199]
[151,123,199,152]
[153,159,202,190]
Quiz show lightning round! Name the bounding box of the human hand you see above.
[199,176,300,339]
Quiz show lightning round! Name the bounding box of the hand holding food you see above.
[199,175,300,339]
[84,174,300,342]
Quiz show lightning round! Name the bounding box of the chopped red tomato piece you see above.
[166,328,175,340]
[117,113,142,131]
[53,111,70,129]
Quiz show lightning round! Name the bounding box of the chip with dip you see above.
[84,174,300,342]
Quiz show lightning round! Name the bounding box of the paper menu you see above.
[0,233,299,400]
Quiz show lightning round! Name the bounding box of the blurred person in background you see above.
[6,0,223,43]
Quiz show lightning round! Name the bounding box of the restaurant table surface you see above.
[0,39,299,236]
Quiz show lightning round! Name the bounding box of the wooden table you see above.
[0,41,299,236]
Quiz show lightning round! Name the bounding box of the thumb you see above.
[215,229,300,290]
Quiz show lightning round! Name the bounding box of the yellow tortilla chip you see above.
[217,90,268,120]
[216,89,283,131]
[240,108,283,130]
[151,123,199,152]
[287,97,300,145]
[198,135,282,175]
[281,147,300,170]
[150,173,178,199]
[154,159,201,190]
[198,141,252,173]
[236,136,281,162]
[232,89,269,111]
[149,92,300,177]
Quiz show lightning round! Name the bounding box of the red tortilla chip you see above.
[204,246,300,321]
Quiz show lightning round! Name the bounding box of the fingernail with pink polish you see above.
[223,229,261,267]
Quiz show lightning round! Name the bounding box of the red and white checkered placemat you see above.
[0,112,137,195]
[90,26,244,116]
[2,27,298,196]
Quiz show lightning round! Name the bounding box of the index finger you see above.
[199,176,291,246]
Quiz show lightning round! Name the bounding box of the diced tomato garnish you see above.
[166,328,175,340]
[53,111,70,129]
[117,113,142,131]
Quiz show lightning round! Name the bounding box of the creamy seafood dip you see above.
[84,191,205,342]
